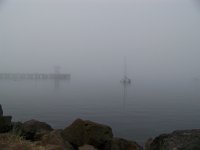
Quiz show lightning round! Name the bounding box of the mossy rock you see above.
[62,119,113,150]
[21,119,53,141]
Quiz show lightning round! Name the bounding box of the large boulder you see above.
[0,104,3,116]
[111,138,143,150]
[21,119,53,140]
[62,119,113,150]
[0,116,12,133]
[41,129,74,150]
[147,129,200,150]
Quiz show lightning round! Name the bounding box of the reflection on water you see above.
[122,81,131,110]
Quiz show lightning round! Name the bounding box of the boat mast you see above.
[124,56,127,79]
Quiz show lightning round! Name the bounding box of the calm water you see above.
[1,78,200,145]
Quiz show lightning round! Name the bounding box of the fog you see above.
[1,0,200,144]
[0,0,200,85]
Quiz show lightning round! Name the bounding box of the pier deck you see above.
[0,73,70,80]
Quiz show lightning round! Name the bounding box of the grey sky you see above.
[0,0,200,82]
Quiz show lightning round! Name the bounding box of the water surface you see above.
[1,78,200,145]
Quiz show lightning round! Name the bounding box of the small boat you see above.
[121,76,131,84]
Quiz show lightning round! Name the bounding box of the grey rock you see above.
[147,129,200,150]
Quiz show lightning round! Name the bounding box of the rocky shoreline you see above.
[1,104,200,150]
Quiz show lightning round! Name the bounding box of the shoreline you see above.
[1,105,200,150]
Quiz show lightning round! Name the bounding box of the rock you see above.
[0,133,45,150]
[0,116,12,133]
[44,144,72,150]
[147,129,200,150]
[79,144,98,150]
[0,105,12,133]
[0,144,27,150]
[62,118,113,150]
[0,104,3,116]
[0,143,48,150]
[41,129,73,150]
[111,138,143,150]
[11,122,23,135]
[21,119,53,141]
[145,138,153,150]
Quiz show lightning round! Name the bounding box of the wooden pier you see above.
[0,73,70,80]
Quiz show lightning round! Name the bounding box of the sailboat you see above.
[121,75,131,84]
[120,57,131,84]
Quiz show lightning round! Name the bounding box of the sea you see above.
[1,77,200,145]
